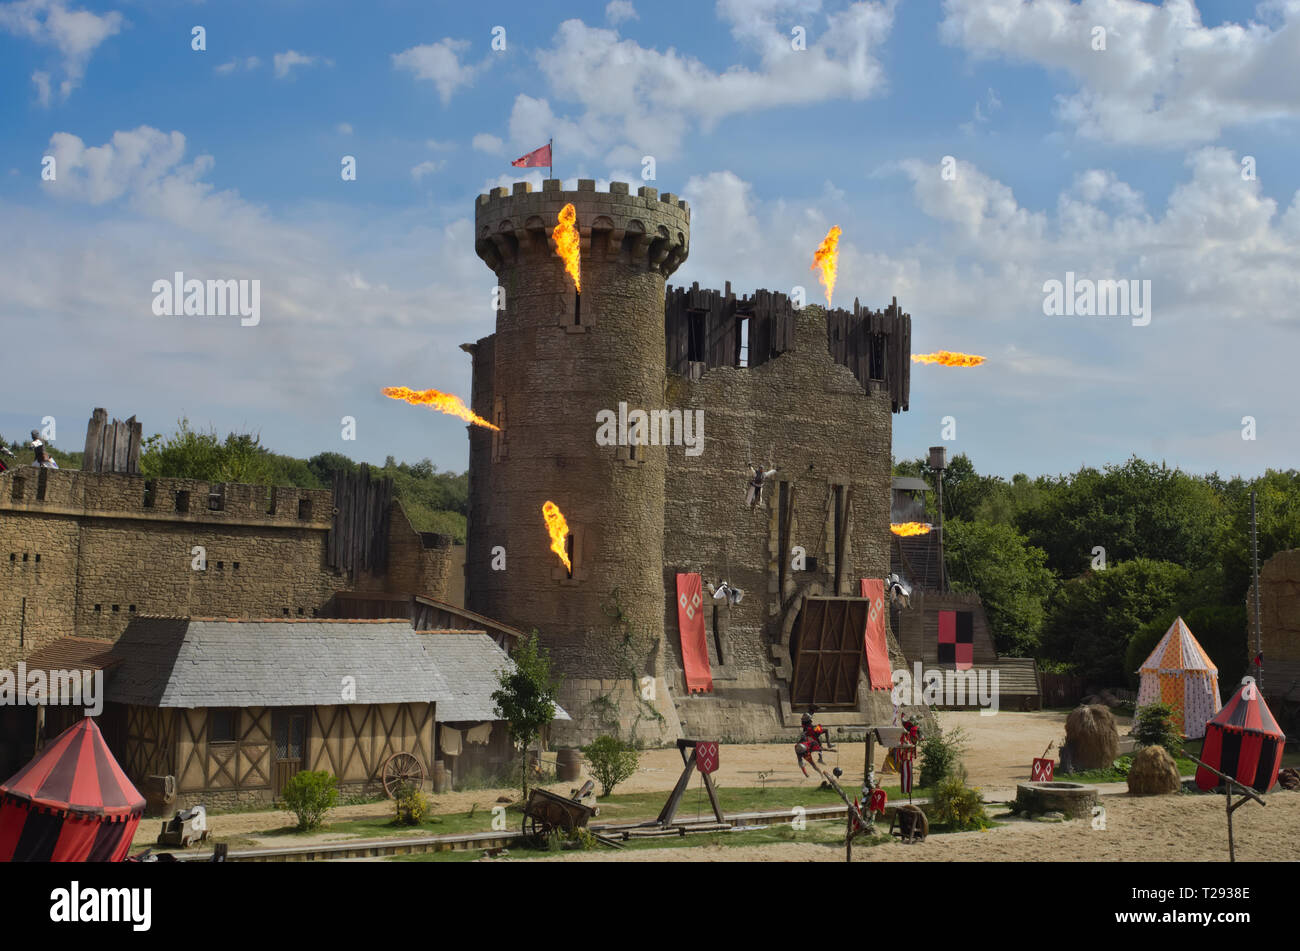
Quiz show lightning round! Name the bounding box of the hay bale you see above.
[1127,745,1181,796]
[1064,704,1119,771]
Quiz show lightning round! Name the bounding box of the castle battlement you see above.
[0,467,333,527]
[475,180,689,278]
[665,282,912,412]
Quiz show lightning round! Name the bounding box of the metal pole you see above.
[935,469,945,592]
[1251,489,1263,691]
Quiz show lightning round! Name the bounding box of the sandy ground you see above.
[509,791,1300,863]
[136,710,1069,848]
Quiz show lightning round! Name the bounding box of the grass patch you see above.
[389,817,877,862]
[1062,756,1197,785]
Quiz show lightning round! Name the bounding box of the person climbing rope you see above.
[746,463,777,508]
[795,711,835,776]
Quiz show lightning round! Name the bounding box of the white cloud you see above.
[410,159,446,181]
[605,0,638,23]
[392,38,485,105]
[274,50,329,79]
[31,69,51,105]
[939,0,1300,146]
[336,122,353,135]
[0,0,123,103]
[513,3,895,160]
[216,56,260,75]
[471,133,504,154]
[3,127,493,471]
[426,138,457,151]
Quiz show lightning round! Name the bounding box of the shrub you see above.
[931,771,988,831]
[281,770,338,830]
[393,782,429,825]
[919,726,967,789]
[1133,702,1182,756]
[580,735,640,797]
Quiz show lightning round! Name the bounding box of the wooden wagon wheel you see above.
[382,751,425,799]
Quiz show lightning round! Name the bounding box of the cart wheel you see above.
[382,752,426,799]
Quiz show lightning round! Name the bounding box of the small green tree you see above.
[280,770,339,830]
[1133,702,1182,756]
[931,770,988,830]
[919,726,967,789]
[492,631,561,799]
[393,782,429,825]
[581,735,640,797]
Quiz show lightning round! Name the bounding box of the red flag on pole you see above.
[511,142,552,169]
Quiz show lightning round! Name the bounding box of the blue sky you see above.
[2,0,1298,479]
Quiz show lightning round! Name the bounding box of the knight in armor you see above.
[795,711,834,776]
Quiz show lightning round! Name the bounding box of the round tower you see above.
[465,179,690,745]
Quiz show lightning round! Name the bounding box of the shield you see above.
[695,742,719,775]
[1031,758,1054,782]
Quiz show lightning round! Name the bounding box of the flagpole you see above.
[549,137,553,180]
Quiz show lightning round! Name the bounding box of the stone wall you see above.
[0,468,457,666]
[661,305,902,741]
[465,181,690,746]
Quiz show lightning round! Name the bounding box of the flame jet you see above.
[542,501,572,572]
[553,204,581,292]
[810,226,841,306]
[891,523,933,536]
[382,386,500,430]
[911,351,986,367]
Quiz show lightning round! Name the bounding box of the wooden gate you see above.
[272,709,308,796]
[789,597,870,709]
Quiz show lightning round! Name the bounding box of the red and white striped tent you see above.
[1136,617,1221,739]
[0,717,144,862]
[1196,677,1286,794]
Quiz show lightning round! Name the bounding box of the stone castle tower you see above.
[464,180,690,744]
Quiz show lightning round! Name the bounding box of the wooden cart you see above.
[520,786,599,838]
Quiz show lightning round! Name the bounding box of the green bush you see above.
[931,771,988,831]
[919,726,967,789]
[580,735,640,797]
[1134,702,1182,756]
[393,782,429,825]
[280,770,339,830]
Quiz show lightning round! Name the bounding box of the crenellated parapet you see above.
[474,180,690,278]
[664,282,912,412]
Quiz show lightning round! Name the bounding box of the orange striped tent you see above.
[1136,617,1221,738]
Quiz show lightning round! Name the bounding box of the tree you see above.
[580,735,640,797]
[1040,558,1190,684]
[1015,458,1223,578]
[491,632,561,799]
[944,518,1055,656]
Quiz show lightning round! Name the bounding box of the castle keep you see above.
[466,180,913,744]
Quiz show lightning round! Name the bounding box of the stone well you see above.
[1015,781,1099,819]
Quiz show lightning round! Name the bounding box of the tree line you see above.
[894,454,1300,689]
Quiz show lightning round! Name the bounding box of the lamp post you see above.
[929,446,947,592]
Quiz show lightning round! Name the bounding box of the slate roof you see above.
[415,631,570,721]
[106,617,451,709]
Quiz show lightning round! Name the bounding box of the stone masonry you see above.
[0,468,458,668]
[465,180,908,745]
